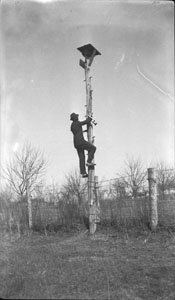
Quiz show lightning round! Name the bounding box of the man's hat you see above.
[70,112,79,121]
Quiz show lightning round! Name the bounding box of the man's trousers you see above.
[76,141,96,174]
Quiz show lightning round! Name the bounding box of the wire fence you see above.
[0,170,175,234]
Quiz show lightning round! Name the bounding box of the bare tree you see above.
[3,143,47,230]
[59,169,88,228]
[3,143,47,197]
[118,156,147,198]
[112,178,128,199]
[0,188,12,231]
[61,169,87,205]
[156,162,175,196]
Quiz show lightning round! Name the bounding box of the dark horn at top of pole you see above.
[77,44,101,59]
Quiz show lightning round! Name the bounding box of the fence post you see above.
[26,186,32,231]
[148,168,158,230]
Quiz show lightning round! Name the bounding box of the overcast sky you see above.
[1,0,174,186]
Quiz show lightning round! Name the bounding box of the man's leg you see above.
[87,144,96,163]
[76,148,87,174]
[82,141,96,164]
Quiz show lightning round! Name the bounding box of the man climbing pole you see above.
[70,112,96,178]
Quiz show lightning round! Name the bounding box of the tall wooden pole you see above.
[84,60,96,234]
[84,59,95,202]
[148,168,158,231]
[77,44,101,234]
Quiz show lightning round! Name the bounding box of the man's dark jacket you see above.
[71,118,91,148]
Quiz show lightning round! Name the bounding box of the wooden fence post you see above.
[26,186,32,231]
[148,168,158,230]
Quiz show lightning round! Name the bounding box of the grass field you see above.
[0,227,175,300]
